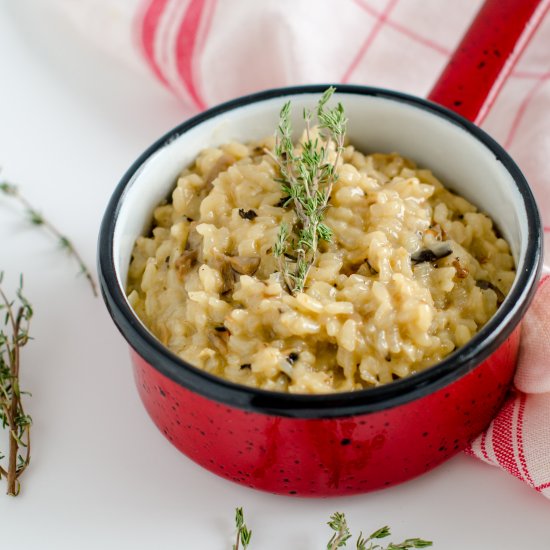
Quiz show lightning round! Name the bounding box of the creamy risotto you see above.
[127,136,515,394]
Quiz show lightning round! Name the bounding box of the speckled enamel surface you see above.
[131,325,519,497]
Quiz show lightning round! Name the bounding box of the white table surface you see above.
[1,2,548,548]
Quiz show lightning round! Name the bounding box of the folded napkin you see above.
[50,0,550,496]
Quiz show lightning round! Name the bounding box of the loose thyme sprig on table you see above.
[326,512,433,550]
[0,273,33,496]
[233,507,252,550]
[269,87,347,294]
[0,180,97,297]
[231,508,433,549]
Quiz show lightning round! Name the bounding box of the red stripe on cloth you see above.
[384,18,450,56]
[516,393,536,487]
[492,396,524,481]
[342,0,400,83]
[138,0,171,86]
[174,0,208,110]
[544,226,550,233]
[535,481,550,492]
[505,72,550,148]
[351,0,450,56]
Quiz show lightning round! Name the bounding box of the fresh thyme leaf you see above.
[356,533,367,550]
[0,182,16,195]
[369,526,392,540]
[27,210,44,226]
[386,539,434,549]
[0,178,98,296]
[268,86,347,295]
[0,273,33,496]
[274,222,289,259]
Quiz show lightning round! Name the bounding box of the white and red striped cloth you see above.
[49,0,550,497]
[466,275,550,498]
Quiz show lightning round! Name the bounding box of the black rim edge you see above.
[97,84,543,419]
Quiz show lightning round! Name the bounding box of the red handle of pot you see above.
[428,0,550,125]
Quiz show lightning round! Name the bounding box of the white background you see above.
[0,2,549,548]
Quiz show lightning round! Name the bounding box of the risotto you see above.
[127,135,515,394]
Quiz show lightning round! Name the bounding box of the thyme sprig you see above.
[327,513,432,549]
[0,180,97,297]
[231,508,432,549]
[270,87,347,294]
[233,507,252,550]
[327,512,353,549]
[0,273,33,496]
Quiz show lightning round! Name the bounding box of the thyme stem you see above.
[0,180,98,297]
[0,284,21,496]
[0,274,33,496]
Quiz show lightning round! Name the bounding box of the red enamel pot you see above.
[98,1,544,496]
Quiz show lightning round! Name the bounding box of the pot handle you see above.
[427,0,550,125]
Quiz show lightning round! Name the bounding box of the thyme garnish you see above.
[269,87,347,294]
[0,273,33,496]
[231,509,433,549]
[0,180,98,297]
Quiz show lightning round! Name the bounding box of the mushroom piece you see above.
[287,352,299,364]
[174,249,198,279]
[238,208,258,220]
[210,253,261,294]
[218,258,237,294]
[274,195,291,208]
[208,330,228,354]
[227,255,261,275]
[411,243,453,264]
[476,279,505,305]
